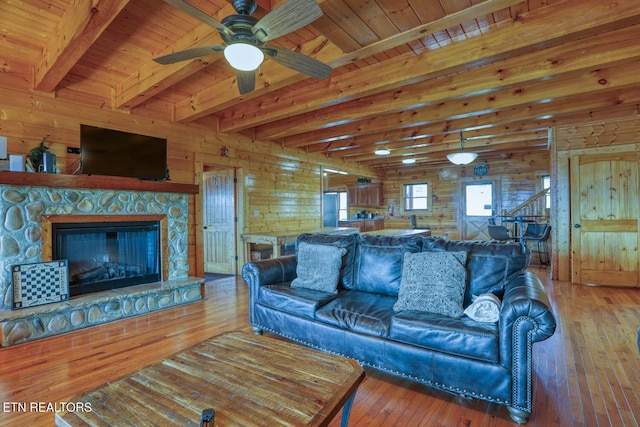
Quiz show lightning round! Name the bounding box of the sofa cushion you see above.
[259,284,340,320]
[297,233,358,288]
[291,241,346,293]
[315,290,396,338]
[390,310,500,363]
[352,234,422,296]
[394,251,467,318]
[422,237,530,306]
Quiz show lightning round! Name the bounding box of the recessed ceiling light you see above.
[402,158,416,164]
[374,149,390,155]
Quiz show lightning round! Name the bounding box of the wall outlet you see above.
[66,147,80,155]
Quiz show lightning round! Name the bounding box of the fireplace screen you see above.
[52,221,161,296]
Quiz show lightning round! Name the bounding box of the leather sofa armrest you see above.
[242,255,297,327]
[498,271,556,413]
[499,272,556,362]
[241,255,298,289]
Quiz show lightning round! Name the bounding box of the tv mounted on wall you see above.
[80,125,169,181]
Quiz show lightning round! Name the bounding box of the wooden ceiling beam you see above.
[305,124,544,152]
[354,138,549,165]
[266,25,640,141]
[229,0,640,137]
[320,0,528,64]
[292,87,640,163]
[279,66,640,151]
[113,2,240,110]
[352,100,640,165]
[330,130,549,159]
[173,0,527,122]
[362,143,550,168]
[114,27,224,110]
[33,0,130,92]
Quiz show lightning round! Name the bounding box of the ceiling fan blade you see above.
[153,45,224,65]
[252,0,323,42]
[263,46,332,80]
[161,0,234,37]
[237,70,256,95]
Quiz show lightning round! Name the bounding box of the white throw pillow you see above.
[464,293,502,322]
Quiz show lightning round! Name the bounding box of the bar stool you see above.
[523,223,551,265]
[488,225,515,241]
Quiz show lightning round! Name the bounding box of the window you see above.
[338,191,348,220]
[465,183,493,216]
[404,183,429,211]
[542,175,551,209]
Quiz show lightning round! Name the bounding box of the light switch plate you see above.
[0,136,7,159]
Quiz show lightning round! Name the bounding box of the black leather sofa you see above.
[242,233,556,423]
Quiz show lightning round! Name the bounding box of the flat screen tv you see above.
[80,125,169,181]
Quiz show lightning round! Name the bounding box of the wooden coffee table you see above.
[55,332,364,426]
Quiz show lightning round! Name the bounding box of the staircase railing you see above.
[504,187,550,219]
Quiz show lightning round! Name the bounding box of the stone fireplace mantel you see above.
[0,171,199,194]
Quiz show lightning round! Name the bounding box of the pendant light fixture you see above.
[447,132,477,165]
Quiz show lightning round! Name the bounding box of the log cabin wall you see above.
[0,85,376,278]
[553,114,640,282]
[380,151,551,239]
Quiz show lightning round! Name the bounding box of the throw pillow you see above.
[291,242,347,294]
[393,251,468,318]
[296,233,358,288]
[464,293,502,322]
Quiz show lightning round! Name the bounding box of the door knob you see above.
[573,223,581,228]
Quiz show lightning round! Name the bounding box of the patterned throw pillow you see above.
[291,242,347,294]
[394,251,468,318]
[464,293,502,322]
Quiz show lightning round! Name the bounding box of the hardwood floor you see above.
[1,268,639,426]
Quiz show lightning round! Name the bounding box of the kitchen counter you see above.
[242,227,360,261]
[363,228,431,237]
[339,217,385,222]
[338,218,384,232]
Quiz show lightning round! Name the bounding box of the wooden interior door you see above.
[203,169,236,274]
[571,152,640,286]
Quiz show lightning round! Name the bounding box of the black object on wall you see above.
[80,124,168,181]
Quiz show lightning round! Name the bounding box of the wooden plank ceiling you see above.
[3,0,640,170]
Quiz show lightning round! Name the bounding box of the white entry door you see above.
[203,169,236,274]
[461,181,498,240]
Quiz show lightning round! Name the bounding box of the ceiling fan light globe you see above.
[447,152,477,165]
[224,43,264,71]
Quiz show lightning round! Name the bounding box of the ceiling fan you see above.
[154,0,332,94]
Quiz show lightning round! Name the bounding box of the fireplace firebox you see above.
[52,221,161,297]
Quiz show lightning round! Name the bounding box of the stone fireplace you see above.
[0,177,202,346]
[50,218,163,296]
